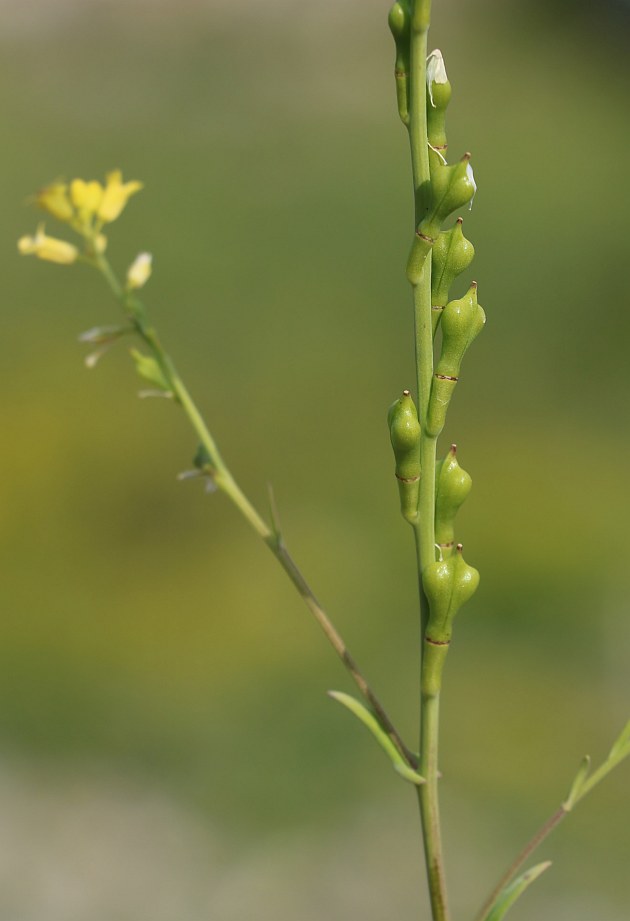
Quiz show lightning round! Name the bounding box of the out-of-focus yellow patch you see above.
[98,170,143,223]
[17,223,79,264]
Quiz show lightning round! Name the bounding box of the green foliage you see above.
[483,862,552,921]
[328,691,425,786]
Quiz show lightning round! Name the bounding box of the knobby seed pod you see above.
[426,281,485,436]
[388,389,421,524]
[426,49,451,156]
[427,153,476,228]
[388,0,411,126]
[421,545,479,695]
[435,444,472,556]
[406,154,476,285]
[431,217,475,333]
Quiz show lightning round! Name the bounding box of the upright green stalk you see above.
[406,2,450,919]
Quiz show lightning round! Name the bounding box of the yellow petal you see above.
[37,182,74,222]
[70,178,103,222]
[98,170,143,222]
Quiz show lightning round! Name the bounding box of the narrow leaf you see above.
[130,348,171,392]
[563,754,591,811]
[572,718,630,804]
[78,323,130,344]
[484,861,552,921]
[608,719,630,762]
[328,691,425,786]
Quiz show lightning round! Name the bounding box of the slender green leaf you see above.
[328,691,424,786]
[563,754,591,811]
[570,718,630,804]
[608,719,630,762]
[484,861,552,921]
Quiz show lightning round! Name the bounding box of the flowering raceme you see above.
[18,170,143,265]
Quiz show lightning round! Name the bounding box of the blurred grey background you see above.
[0,0,629,918]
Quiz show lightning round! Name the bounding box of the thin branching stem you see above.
[92,253,418,770]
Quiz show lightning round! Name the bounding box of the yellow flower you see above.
[70,178,104,225]
[37,182,74,222]
[17,224,79,264]
[126,252,152,290]
[98,170,143,223]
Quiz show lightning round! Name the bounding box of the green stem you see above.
[418,689,449,921]
[407,2,450,919]
[92,255,417,770]
[409,2,431,223]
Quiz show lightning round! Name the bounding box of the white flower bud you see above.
[126,252,152,290]
[426,49,448,107]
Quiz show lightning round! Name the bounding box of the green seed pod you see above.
[426,282,485,436]
[431,217,475,333]
[421,545,479,694]
[435,444,472,556]
[407,156,476,286]
[424,153,477,236]
[426,50,452,155]
[388,389,421,524]
[388,1,411,126]
[423,544,479,644]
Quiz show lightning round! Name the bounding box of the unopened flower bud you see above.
[387,389,421,524]
[127,252,152,290]
[435,444,472,555]
[426,282,485,436]
[17,224,79,265]
[426,49,451,153]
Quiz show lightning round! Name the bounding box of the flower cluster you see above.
[18,170,143,267]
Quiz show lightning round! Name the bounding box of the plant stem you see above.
[473,806,567,921]
[407,2,450,919]
[409,2,432,223]
[418,688,449,921]
[93,255,417,770]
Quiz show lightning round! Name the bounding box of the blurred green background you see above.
[1,0,629,917]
